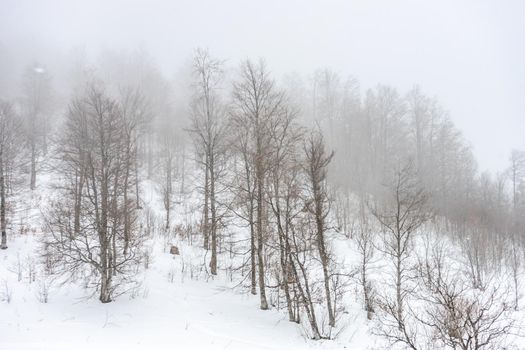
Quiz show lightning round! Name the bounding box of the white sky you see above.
[1,0,524,173]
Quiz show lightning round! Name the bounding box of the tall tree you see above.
[188,48,227,275]
[21,65,53,190]
[267,102,302,322]
[119,87,149,250]
[159,129,177,231]
[45,85,142,303]
[372,160,429,330]
[0,101,20,249]
[231,59,287,310]
[303,130,336,327]
[508,149,525,212]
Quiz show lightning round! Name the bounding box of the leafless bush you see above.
[459,228,490,291]
[174,223,197,243]
[419,275,515,350]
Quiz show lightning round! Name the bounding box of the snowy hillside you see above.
[0,176,375,350]
[1,7,524,348]
[2,166,524,350]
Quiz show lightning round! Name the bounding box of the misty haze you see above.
[1,1,525,349]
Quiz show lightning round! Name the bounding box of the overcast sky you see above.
[1,0,524,173]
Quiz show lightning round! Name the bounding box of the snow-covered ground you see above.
[0,232,377,349]
[3,171,523,349]
[0,174,375,350]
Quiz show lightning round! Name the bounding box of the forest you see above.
[0,46,523,349]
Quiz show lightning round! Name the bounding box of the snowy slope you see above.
[2,168,524,349]
[0,174,376,350]
[0,233,376,350]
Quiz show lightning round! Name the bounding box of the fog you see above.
[3,2,525,348]
[2,0,524,171]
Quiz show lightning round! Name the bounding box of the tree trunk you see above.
[134,153,141,209]
[514,268,519,311]
[396,249,403,326]
[180,144,186,195]
[273,175,294,321]
[74,165,84,237]
[362,255,372,320]
[0,152,7,249]
[99,263,112,303]
[210,152,217,275]
[278,225,294,321]
[123,138,131,253]
[249,197,256,295]
[165,153,172,230]
[256,168,268,310]
[30,142,36,190]
[314,184,335,327]
[292,252,321,339]
[243,154,257,295]
[147,134,153,180]
[203,153,210,250]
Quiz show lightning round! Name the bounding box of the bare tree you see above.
[0,101,20,249]
[418,253,515,350]
[266,102,302,322]
[508,150,525,212]
[21,65,53,190]
[45,85,143,303]
[506,234,521,311]
[288,214,323,340]
[159,129,177,230]
[230,59,287,310]
[303,129,336,327]
[372,160,429,332]
[229,124,258,294]
[355,198,376,320]
[188,48,228,275]
[119,88,149,252]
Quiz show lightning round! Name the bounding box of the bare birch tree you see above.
[303,129,336,327]
[159,129,177,230]
[372,160,429,331]
[230,59,287,310]
[188,48,228,275]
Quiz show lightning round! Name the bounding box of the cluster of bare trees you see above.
[185,53,341,338]
[299,70,522,347]
[182,54,521,344]
[0,54,171,303]
[188,49,228,276]
[0,102,21,249]
[0,47,523,347]
[20,65,54,191]
[337,159,518,350]
[0,65,53,250]
[44,86,146,303]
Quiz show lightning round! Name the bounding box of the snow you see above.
[12,168,525,350]
[0,175,375,350]
[2,169,523,349]
[0,234,375,350]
